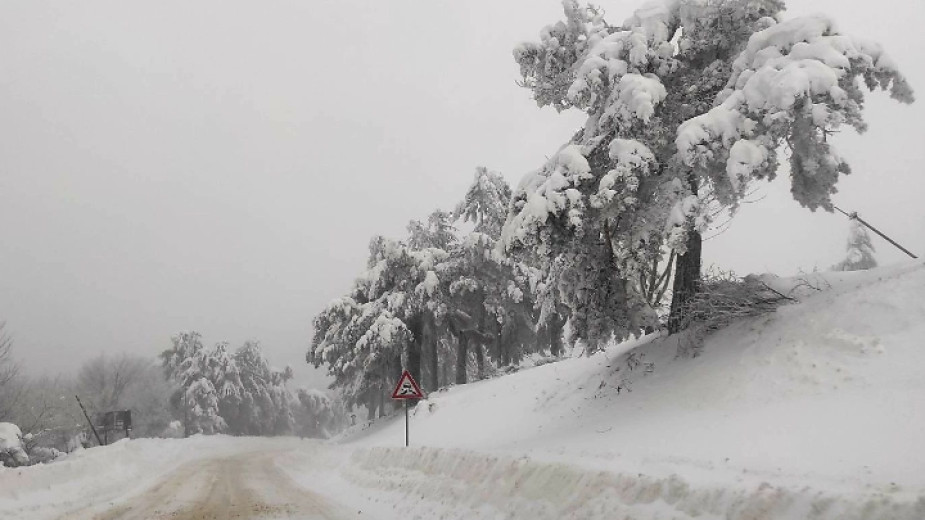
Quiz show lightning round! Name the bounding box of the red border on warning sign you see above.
[391,370,425,400]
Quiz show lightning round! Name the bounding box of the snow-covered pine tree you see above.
[160,332,226,435]
[530,256,569,357]
[294,388,337,439]
[403,213,458,390]
[407,210,457,251]
[455,167,513,237]
[208,342,245,433]
[447,170,537,378]
[833,218,877,271]
[504,0,913,348]
[184,377,225,435]
[310,236,447,415]
[309,296,371,411]
[233,341,293,435]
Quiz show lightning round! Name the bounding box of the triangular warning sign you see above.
[391,370,425,400]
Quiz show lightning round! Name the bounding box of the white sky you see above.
[1,0,922,389]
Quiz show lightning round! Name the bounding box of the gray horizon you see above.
[1,0,922,390]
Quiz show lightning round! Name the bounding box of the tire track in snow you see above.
[57,450,356,520]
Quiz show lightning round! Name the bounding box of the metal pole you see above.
[404,400,409,447]
[75,395,104,447]
[833,206,918,259]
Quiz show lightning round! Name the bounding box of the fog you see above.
[1,0,921,388]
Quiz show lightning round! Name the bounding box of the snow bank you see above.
[0,435,272,520]
[343,261,925,518]
[345,446,924,520]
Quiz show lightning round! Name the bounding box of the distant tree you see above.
[76,354,149,411]
[833,219,877,271]
[75,353,173,437]
[0,323,20,422]
[455,167,513,237]
[294,388,339,439]
[10,375,84,452]
[408,210,457,251]
[232,341,294,435]
[160,332,225,435]
[161,334,296,436]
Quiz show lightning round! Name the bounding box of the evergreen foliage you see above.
[833,218,877,271]
[161,333,295,436]
[309,167,549,407]
[502,0,912,350]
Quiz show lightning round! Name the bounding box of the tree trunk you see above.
[548,315,564,357]
[377,383,386,418]
[668,229,703,333]
[366,390,377,421]
[424,315,438,392]
[455,334,468,385]
[500,326,511,366]
[391,356,403,412]
[407,316,423,388]
[474,343,484,380]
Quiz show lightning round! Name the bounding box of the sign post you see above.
[391,370,425,447]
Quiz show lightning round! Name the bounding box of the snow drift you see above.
[342,262,925,519]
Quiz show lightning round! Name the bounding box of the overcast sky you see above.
[1,0,922,389]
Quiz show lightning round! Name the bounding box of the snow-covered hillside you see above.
[3,263,923,520]
[339,261,925,519]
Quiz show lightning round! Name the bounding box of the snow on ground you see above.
[0,435,274,519]
[2,262,923,519]
[335,261,925,519]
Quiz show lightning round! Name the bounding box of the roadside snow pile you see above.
[343,261,925,519]
[0,435,270,520]
[0,423,28,467]
[347,447,923,520]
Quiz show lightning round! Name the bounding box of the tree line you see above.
[308,0,912,414]
[309,168,555,418]
[1,327,343,467]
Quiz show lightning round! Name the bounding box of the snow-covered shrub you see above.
[27,446,64,465]
[161,420,184,438]
[0,422,29,467]
[674,270,794,356]
[66,432,89,452]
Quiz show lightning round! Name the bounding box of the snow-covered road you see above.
[66,449,353,520]
[0,437,379,520]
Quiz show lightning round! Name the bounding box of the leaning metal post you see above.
[833,206,918,259]
[75,395,104,446]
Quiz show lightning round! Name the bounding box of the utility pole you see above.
[75,395,104,447]
[833,206,918,259]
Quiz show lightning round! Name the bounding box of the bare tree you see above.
[0,322,21,421]
[76,354,149,411]
[12,375,84,450]
[76,353,174,437]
